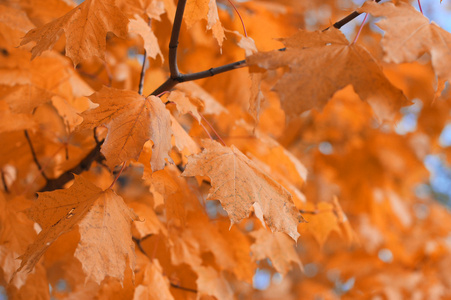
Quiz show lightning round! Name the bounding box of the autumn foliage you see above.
[2,0,451,298]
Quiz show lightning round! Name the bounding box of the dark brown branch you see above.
[169,0,187,78]
[151,1,380,95]
[328,0,381,30]
[151,60,247,96]
[41,1,382,192]
[39,139,104,192]
[132,235,153,256]
[24,130,49,181]
[138,49,147,95]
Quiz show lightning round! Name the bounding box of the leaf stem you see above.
[351,13,369,45]
[200,113,226,146]
[108,161,127,189]
[193,112,214,141]
[227,0,248,37]
[418,0,423,14]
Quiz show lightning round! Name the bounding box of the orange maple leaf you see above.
[15,175,137,285]
[74,188,138,284]
[81,86,172,170]
[182,139,304,240]
[184,0,225,47]
[20,0,128,66]
[247,28,408,121]
[359,1,451,81]
[250,228,302,275]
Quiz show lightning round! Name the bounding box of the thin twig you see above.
[138,50,147,94]
[299,208,335,215]
[24,130,49,181]
[1,170,9,193]
[169,0,187,78]
[170,283,198,293]
[132,235,153,256]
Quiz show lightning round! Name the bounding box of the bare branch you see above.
[152,1,381,95]
[151,60,246,96]
[39,139,104,192]
[169,0,187,78]
[42,0,384,192]
[328,0,381,30]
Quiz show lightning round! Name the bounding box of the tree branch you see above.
[328,0,381,30]
[42,1,383,192]
[39,139,104,192]
[151,1,381,95]
[151,60,247,96]
[169,0,187,78]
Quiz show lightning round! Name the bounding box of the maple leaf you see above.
[359,1,451,81]
[195,266,234,300]
[0,104,36,133]
[16,175,137,286]
[182,139,304,240]
[0,4,34,48]
[134,259,174,300]
[80,86,172,170]
[167,90,201,122]
[184,0,225,47]
[250,229,302,275]
[20,0,129,66]
[0,194,36,287]
[74,188,137,284]
[247,28,408,120]
[16,175,103,273]
[300,202,341,247]
[128,15,163,62]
